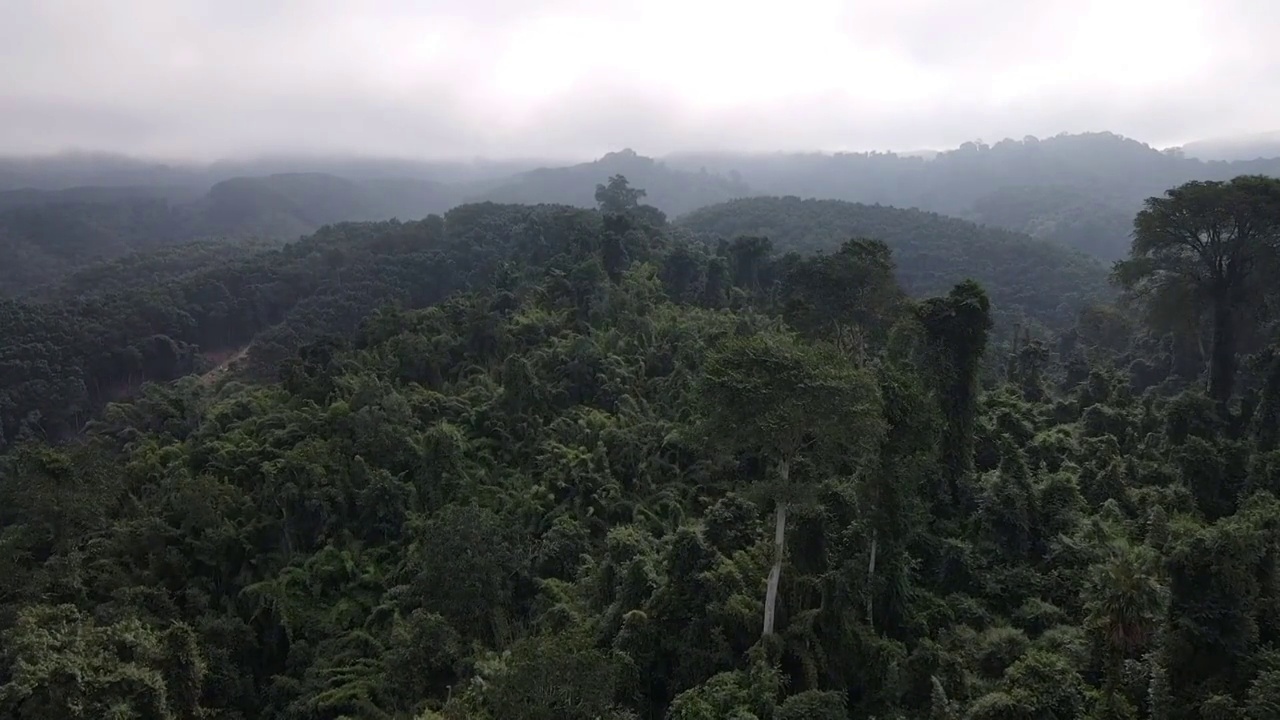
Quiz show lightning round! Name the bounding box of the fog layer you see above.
[3,0,1277,158]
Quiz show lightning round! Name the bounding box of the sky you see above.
[2,0,1277,160]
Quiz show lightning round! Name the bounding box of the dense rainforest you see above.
[0,176,1102,446]
[3,167,1280,720]
[6,132,1280,295]
[677,196,1109,332]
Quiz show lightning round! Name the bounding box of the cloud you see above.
[1,0,1276,159]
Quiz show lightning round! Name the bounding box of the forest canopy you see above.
[2,169,1280,720]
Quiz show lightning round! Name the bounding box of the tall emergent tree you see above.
[595,174,646,214]
[697,330,884,638]
[1115,176,1280,406]
[917,280,993,505]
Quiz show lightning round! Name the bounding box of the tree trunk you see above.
[866,530,878,626]
[762,502,787,637]
[1208,297,1237,407]
[762,459,790,638]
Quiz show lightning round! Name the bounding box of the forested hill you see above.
[667,132,1280,260]
[0,155,739,296]
[0,201,593,445]
[473,148,753,216]
[679,196,1110,332]
[201,173,463,237]
[0,173,462,296]
[0,152,547,194]
[4,175,1280,719]
[0,177,1115,446]
[5,133,1280,285]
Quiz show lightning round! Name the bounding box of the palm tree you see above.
[1085,540,1166,698]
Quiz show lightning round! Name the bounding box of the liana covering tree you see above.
[917,279,993,505]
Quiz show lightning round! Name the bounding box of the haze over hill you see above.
[5,130,1278,292]
[10,2,1280,719]
[1178,131,1280,161]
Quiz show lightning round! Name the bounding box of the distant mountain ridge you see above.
[5,131,1280,297]
[0,151,554,193]
[666,132,1280,260]
[471,148,753,217]
[1178,131,1280,162]
[202,173,461,236]
[0,172,462,295]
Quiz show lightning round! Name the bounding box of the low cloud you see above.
[2,0,1275,159]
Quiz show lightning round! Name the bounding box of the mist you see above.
[4,0,1278,161]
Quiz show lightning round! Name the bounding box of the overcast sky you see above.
[2,0,1276,160]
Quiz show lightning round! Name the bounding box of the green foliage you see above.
[679,196,1110,331]
[697,329,884,474]
[973,626,1031,679]
[2,176,1279,720]
[666,668,777,720]
[0,604,203,720]
[478,632,632,720]
[1115,176,1280,405]
[1245,670,1280,719]
[775,689,847,720]
[919,280,994,505]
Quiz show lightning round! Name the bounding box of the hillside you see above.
[0,151,551,193]
[201,173,461,236]
[667,132,1280,260]
[0,202,602,443]
[0,183,204,212]
[5,133,1280,279]
[4,180,1280,719]
[0,187,1119,444]
[679,196,1111,331]
[0,173,463,296]
[1180,131,1280,161]
[474,148,754,216]
[0,198,202,296]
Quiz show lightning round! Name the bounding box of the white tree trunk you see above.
[762,502,787,636]
[866,530,878,625]
[762,458,790,637]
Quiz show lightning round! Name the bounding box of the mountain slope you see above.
[4,183,1278,719]
[0,198,201,296]
[202,173,461,236]
[1180,130,1280,161]
[474,148,754,216]
[679,196,1111,330]
[667,132,1280,260]
[0,173,465,296]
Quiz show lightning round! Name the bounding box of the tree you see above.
[725,236,773,291]
[697,330,884,637]
[596,175,646,215]
[1084,541,1165,701]
[404,505,525,645]
[0,604,206,720]
[479,633,632,720]
[917,280,993,505]
[1115,176,1280,406]
[780,238,904,342]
